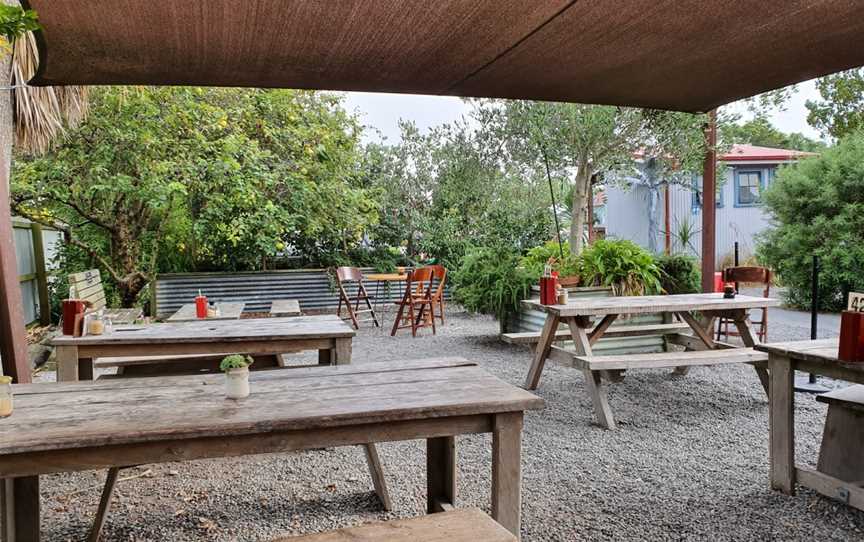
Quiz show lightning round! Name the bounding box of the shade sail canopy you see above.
[21,0,864,112]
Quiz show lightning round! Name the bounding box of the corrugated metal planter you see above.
[502,286,667,355]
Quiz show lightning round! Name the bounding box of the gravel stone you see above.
[34,307,863,541]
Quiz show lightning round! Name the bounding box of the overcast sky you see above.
[342,79,825,145]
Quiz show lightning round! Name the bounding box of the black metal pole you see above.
[734,241,740,293]
[796,255,829,393]
[542,151,565,260]
[811,255,819,341]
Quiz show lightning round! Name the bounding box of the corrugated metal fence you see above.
[12,219,62,325]
[154,269,449,318]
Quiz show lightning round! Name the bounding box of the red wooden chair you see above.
[335,267,379,329]
[427,264,447,324]
[391,267,436,337]
[716,266,771,342]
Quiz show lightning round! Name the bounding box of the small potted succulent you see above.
[220,354,254,400]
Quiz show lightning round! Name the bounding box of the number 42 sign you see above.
[849,292,864,313]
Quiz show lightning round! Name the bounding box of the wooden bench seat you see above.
[271,508,516,542]
[270,299,301,317]
[500,322,690,345]
[569,347,768,371]
[816,385,864,483]
[95,353,282,377]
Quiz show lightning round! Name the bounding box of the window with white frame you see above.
[735,170,762,206]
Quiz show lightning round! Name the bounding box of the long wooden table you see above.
[50,315,355,381]
[522,293,779,429]
[756,338,864,511]
[0,359,543,541]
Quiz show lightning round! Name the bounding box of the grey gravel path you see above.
[35,308,863,541]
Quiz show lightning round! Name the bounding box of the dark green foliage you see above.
[656,254,701,295]
[520,240,580,278]
[220,354,254,372]
[580,240,662,296]
[758,132,864,311]
[451,247,537,319]
[0,5,39,41]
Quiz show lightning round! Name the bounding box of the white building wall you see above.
[603,163,778,268]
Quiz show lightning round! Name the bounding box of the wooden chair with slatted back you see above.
[335,267,379,329]
[68,269,142,324]
[426,264,447,324]
[391,267,436,337]
[716,266,771,342]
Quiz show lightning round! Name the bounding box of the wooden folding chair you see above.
[427,264,447,324]
[390,267,436,337]
[335,267,379,329]
[716,266,771,342]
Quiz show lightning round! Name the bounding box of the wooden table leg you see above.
[733,314,770,395]
[79,358,94,381]
[427,436,456,514]
[769,353,796,494]
[524,313,559,390]
[363,444,392,511]
[87,468,120,542]
[675,312,717,376]
[492,412,523,540]
[1,476,40,542]
[334,338,352,365]
[55,345,79,383]
[567,317,616,429]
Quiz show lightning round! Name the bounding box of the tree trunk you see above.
[570,166,591,255]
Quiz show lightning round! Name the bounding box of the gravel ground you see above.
[35,307,864,541]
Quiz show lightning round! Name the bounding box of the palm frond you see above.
[11,32,88,155]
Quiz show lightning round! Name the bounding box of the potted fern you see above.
[220,354,254,399]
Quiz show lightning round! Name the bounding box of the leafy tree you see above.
[726,116,825,152]
[758,131,864,310]
[806,68,864,140]
[483,100,708,255]
[12,87,376,306]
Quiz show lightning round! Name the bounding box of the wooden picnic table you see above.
[270,299,301,317]
[522,293,779,429]
[756,338,864,511]
[0,358,543,541]
[165,301,245,322]
[50,315,355,382]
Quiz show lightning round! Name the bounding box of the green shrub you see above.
[580,239,661,296]
[520,240,581,279]
[656,254,701,294]
[220,354,254,371]
[451,247,537,319]
[758,132,864,311]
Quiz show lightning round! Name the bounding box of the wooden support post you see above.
[700,109,717,294]
[29,224,50,327]
[0,159,30,383]
[427,436,456,514]
[492,412,523,540]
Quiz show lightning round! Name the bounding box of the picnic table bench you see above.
[51,315,354,381]
[521,293,778,429]
[69,269,142,324]
[270,299,301,317]
[0,358,542,541]
[757,338,864,512]
[273,508,516,541]
[165,301,245,322]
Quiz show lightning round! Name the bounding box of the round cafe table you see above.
[365,273,408,313]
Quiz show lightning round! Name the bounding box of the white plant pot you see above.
[225,367,250,399]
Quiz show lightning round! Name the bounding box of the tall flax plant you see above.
[11,31,88,155]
